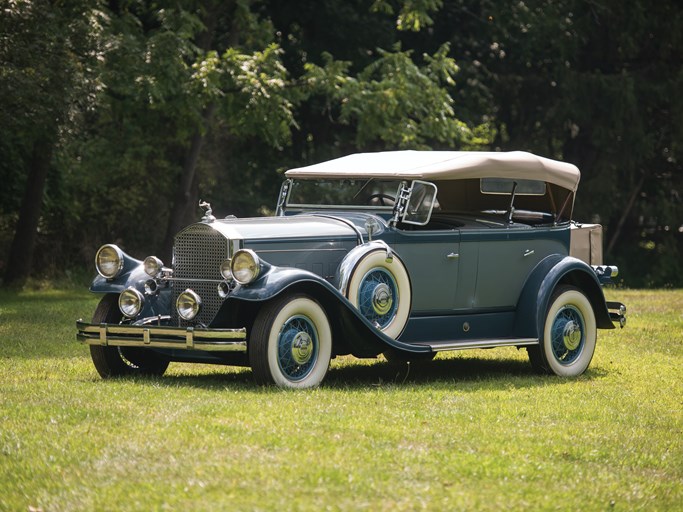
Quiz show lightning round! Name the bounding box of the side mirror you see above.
[402,180,437,226]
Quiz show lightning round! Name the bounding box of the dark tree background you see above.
[1,0,681,287]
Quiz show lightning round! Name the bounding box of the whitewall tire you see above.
[346,250,411,339]
[249,294,332,388]
[528,285,597,377]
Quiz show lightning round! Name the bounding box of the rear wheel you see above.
[527,285,597,377]
[89,294,169,378]
[249,294,332,388]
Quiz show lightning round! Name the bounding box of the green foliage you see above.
[371,0,444,31]
[218,44,295,146]
[42,3,297,257]
[0,0,102,211]
[408,0,682,286]
[0,0,680,285]
[304,43,491,149]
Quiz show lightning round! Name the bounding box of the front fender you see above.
[89,249,145,294]
[515,255,613,339]
[89,251,170,319]
[225,265,429,358]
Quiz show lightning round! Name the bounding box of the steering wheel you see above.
[366,193,396,206]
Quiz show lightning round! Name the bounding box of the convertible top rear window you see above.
[481,178,546,196]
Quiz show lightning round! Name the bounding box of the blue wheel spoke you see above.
[551,305,585,365]
[277,316,318,381]
[358,268,398,329]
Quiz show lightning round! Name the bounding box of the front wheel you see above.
[249,294,332,388]
[527,285,597,377]
[89,294,169,378]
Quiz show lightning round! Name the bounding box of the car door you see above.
[390,229,461,313]
[464,227,567,309]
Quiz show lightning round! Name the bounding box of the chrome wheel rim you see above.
[277,315,319,381]
[551,305,585,365]
[358,268,398,329]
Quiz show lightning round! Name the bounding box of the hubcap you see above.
[291,331,313,365]
[372,283,393,315]
[563,321,582,350]
[550,305,585,365]
[358,268,399,329]
[277,315,318,381]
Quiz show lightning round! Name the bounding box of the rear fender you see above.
[515,255,613,339]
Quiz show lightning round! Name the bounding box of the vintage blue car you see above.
[77,151,626,388]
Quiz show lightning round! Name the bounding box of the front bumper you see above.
[76,320,247,352]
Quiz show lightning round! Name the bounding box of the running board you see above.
[410,338,539,352]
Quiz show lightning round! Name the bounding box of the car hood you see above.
[202,213,384,242]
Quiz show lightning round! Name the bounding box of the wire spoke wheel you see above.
[250,294,332,388]
[346,249,411,339]
[528,285,597,377]
[357,268,399,329]
[276,315,320,381]
[550,305,586,364]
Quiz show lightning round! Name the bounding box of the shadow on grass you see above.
[0,289,95,303]
[104,354,605,393]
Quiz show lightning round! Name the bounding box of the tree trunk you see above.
[605,173,645,257]
[3,137,54,287]
[160,104,216,261]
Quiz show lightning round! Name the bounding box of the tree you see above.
[0,0,102,286]
[409,0,682,286]
[6,0,677,287]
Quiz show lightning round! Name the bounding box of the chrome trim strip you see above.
[414,337,539,352]
[288,204,393,211]
[205,222,244,244]
[310,213,365,245]
[337,240,397,296]
[162,277,224,284]
[76,320,247,352]
[254,248,349,254]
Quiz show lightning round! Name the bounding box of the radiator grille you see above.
[171,224,229,327]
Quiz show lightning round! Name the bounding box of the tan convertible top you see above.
[285,150,581,192]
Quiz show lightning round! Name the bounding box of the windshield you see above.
[286,179,403,209]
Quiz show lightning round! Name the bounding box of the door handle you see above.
[446,252,460,260]
[524,249,535,257]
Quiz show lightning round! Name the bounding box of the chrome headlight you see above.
[219,259,232,280]
[119,287,144,318]
[95,244,124,279]
[176,289,201,321]
[230,249,260,285]
[144,256,164,277]
[217,281,231,299]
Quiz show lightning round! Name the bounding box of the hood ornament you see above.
[199,200,216,223]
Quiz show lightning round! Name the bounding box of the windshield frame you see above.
[283,178,404,212]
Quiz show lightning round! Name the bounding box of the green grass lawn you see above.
[1,288,681,511]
